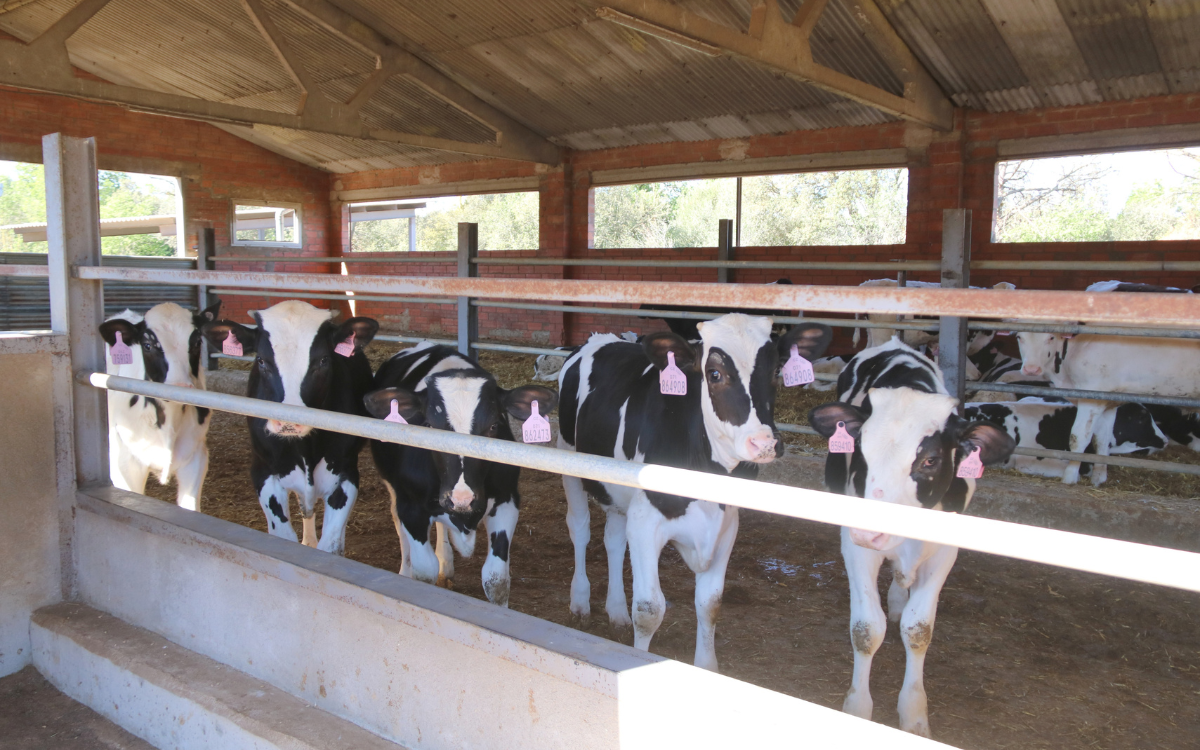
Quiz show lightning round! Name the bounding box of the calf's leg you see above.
[173,444,208,512]
[627,495,668,653]
[435,522,456,586]
[841,528,886,722]
[257,477,298,543]
[897,544,958,738]
[316,478,358,555]
[563,473,592,621]
[691,506,739,672]
[603,507,632,632]
[481,500,519,607]
[110,437,151,495]
[1063,399,1105,484]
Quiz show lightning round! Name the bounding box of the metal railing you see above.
[80,371,1200,594]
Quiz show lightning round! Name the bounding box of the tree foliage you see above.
[592,170,907,248]
[351,192,539,252]
[0,163,177,255]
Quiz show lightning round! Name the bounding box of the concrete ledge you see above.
[31,602,405,750]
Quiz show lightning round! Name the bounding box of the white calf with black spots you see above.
[809,339,1014,737]
[1017,329,1200,484]
[100,301,221,511]
[202,300,378,555]
[363,342,556,607]
[557,314,832,671]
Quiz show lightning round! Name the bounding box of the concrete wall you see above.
[0,334,66,677]
[72,486,934,750]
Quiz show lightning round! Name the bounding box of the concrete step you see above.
[31,603,406,750]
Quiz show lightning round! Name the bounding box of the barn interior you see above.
[2,1,1200,749]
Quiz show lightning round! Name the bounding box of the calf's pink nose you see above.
[872,488,885,499]
[748,435,777,456]
[1022,364,1042,376]
[451,488,474,508]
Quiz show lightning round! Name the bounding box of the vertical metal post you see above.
[734,177,743,248]
[897,270,907,287]
[199,227,219,371]
[939,209,971,403]
[45,133,108,487]
[717,218,733,284]
[457,222,478,357]
[408,215,417,253]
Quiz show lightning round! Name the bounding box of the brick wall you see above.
[0,83,335,324]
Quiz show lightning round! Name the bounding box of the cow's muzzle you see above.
[849,528,893,551]
[266,419,313,438]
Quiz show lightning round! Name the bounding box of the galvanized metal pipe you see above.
[78,371,1200,594]
[972,260,1200,271]
[963,380,1200,409]
[212,288,454,305]
[472,300,941,332]
[471,258,942,271]
[774,422,1200,475]
[70,268,1200,327]
[214,255,453,264]
[967,320,1200,340]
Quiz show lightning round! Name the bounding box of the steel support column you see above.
[457,223,479,357]
[939,209,971,403]
[717,219,733,284]
[45,132,108,486]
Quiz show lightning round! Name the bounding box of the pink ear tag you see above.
[109,331,133,365]
[957,447,984,479]
[335,332,356,357]
[828,421,855,454]
[659,351,687,396]
[222,331,243,357]
[781,345,814,387]
[383,399,407,424]
[522,400,552,444]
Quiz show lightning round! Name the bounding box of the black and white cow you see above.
[809,339,1014,737]
[202,300,378,554]
[1017,329,1200,484]
[1087,280,1194,294]
[100,301,221,511]
[362,342,556,606]
[558,314,832,670]
[963,398,1168,484]
[1144,403,1200,450]
[640,279,795,339]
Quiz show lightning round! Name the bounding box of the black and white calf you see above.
[558,314,832,670]
[809,339,1014,737]
[202,301,378,554]
[364,343,556,606]
[100,301,221,511]
[963,398,1167,484]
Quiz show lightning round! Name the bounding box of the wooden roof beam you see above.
[598,0,954,131]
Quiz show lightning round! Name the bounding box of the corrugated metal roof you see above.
[6,0,1200,171]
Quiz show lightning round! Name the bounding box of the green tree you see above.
[0,164,177,255]
[351,192,540,252]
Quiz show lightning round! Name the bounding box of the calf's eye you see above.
[922,457,938,469]
[708,369,722,383]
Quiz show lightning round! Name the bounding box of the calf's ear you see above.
[193,301,222,328]
[333,317,380,350]
[808,402,867,439]
[364,387,425,422]
[201,320,256,354]
[502,385,558,421]
[99,318,144,347]
[779,322,833,361]
[642,331,700,371]
[955,420,1016,466]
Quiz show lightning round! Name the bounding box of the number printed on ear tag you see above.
[956,447,984,478]
[384,399,407,424]
[781,345,814,387]
[222,331,243,357]
[522,400,551,443]
[659,351,687,396]
[828,421,855,454]
[335,332,356,357]
[110,331,133,365]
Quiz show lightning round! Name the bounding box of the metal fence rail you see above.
[80,371,1200,595]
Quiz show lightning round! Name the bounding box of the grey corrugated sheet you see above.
[0,254,199,332]
[10,0,1200,171]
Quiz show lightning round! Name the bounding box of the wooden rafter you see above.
[597,0,954,131]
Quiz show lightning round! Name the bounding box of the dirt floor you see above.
[144,343,1200,750]
[0,667,154,750]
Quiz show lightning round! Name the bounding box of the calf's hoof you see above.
[436,574,455,590]
[607,618,634,644]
